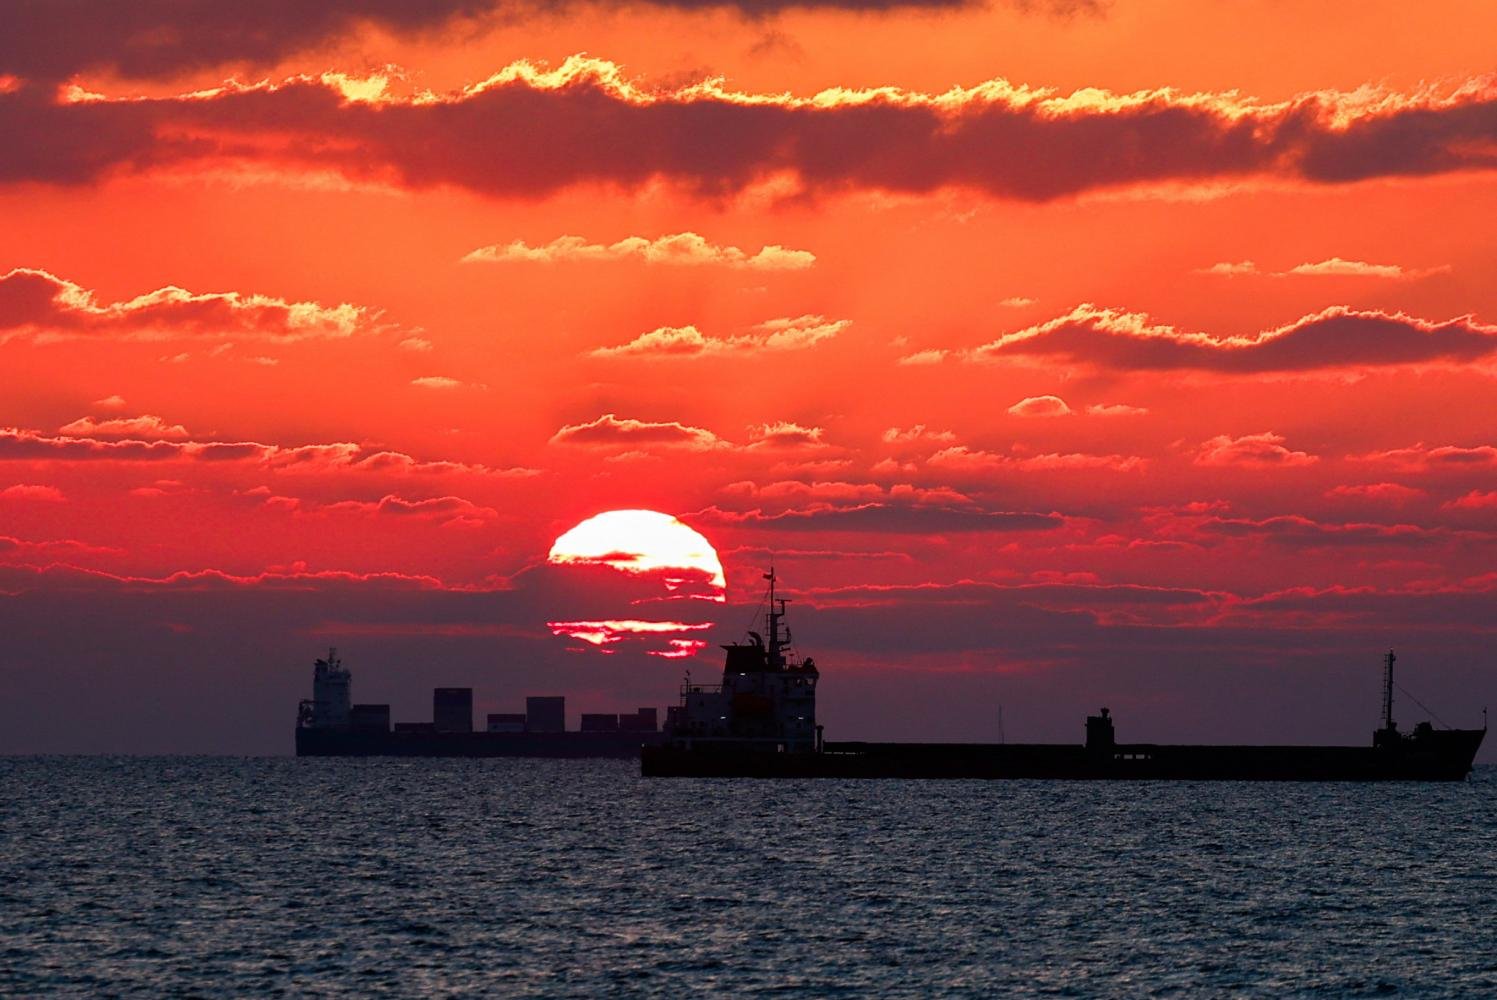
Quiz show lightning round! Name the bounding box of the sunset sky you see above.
[1,0,1494,755]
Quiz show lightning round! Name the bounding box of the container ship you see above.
[640,570,1486,781]
[294,651,664,757]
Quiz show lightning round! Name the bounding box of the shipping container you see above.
[580,713,620,732]
[526,696,565,732]
[486,713,526,733]
[433,687,473,733]
[349,704,391,732]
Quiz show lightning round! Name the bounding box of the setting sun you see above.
[545,509,723,657]
[547,509,727,594]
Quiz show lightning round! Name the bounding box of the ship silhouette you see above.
[294,569,1485,777]
[640,570,1486,780]
[295,652,665,758]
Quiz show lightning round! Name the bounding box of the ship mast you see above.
[764,566,789,670]
[1382,649,1396,731]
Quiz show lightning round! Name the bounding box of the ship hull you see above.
[642,730,1485,781]
[296,728,665,758]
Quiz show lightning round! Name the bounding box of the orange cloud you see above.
[1445,490,1497,510]
[0,427,535,477]
[411,375,486,389]
[971,304,1497,372]
[1007,395,1072,417]
[1287,258,1423,278]
[0,534,119,560]
[1325,483,1425,504]
[1200,257,1446,279]
[464,232,815,270]
[882,425,957,444]
[1199,261,1260,276]
[591,315,847,358]
[4,563,450,592]
[747,421,826,449]
[550,413,724,450]
[1085,403,1149,417]
[720,480,967,507]
[696,502,1061,534]
[58,415,191,439]
[1355,443,1497,471]
[321,494,500,524]
[723,480,884,503]
[1193,432,1319,468]
[1193,515,1453,549]
[0,268,378,343]
[928,445,1145,472]
[0,484,66,502]
[6,64,1497,201]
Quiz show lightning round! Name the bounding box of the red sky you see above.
[1,0,1494,754]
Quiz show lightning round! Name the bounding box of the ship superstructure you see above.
[298,649,351,730]
[663,568,821,752]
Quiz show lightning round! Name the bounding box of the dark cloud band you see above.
[1,64,1494,200]
[974,305,1497,371]
[0,0,1017,83]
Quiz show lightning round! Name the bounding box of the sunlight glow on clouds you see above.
[1008,395,1072,418]
[550,414,725,451]
[969,304,1497,372]
[1194,432,1320,468]
[7,59,1497,202]
[0,269,376,343]
[1200,257,1448,279]
[464,233,815,270]
[57,415,191,439]
[591,315,848,358]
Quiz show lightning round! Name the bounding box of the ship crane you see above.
[1382,648,1396,733]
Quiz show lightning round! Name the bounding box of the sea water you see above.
[2,757,1494,997]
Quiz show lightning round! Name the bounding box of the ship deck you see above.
[643,730,1484,781]
[297,728,666,758]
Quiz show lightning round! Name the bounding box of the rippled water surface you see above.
[3,758,1495,997]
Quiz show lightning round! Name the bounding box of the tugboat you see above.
[641,571,1486,780]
